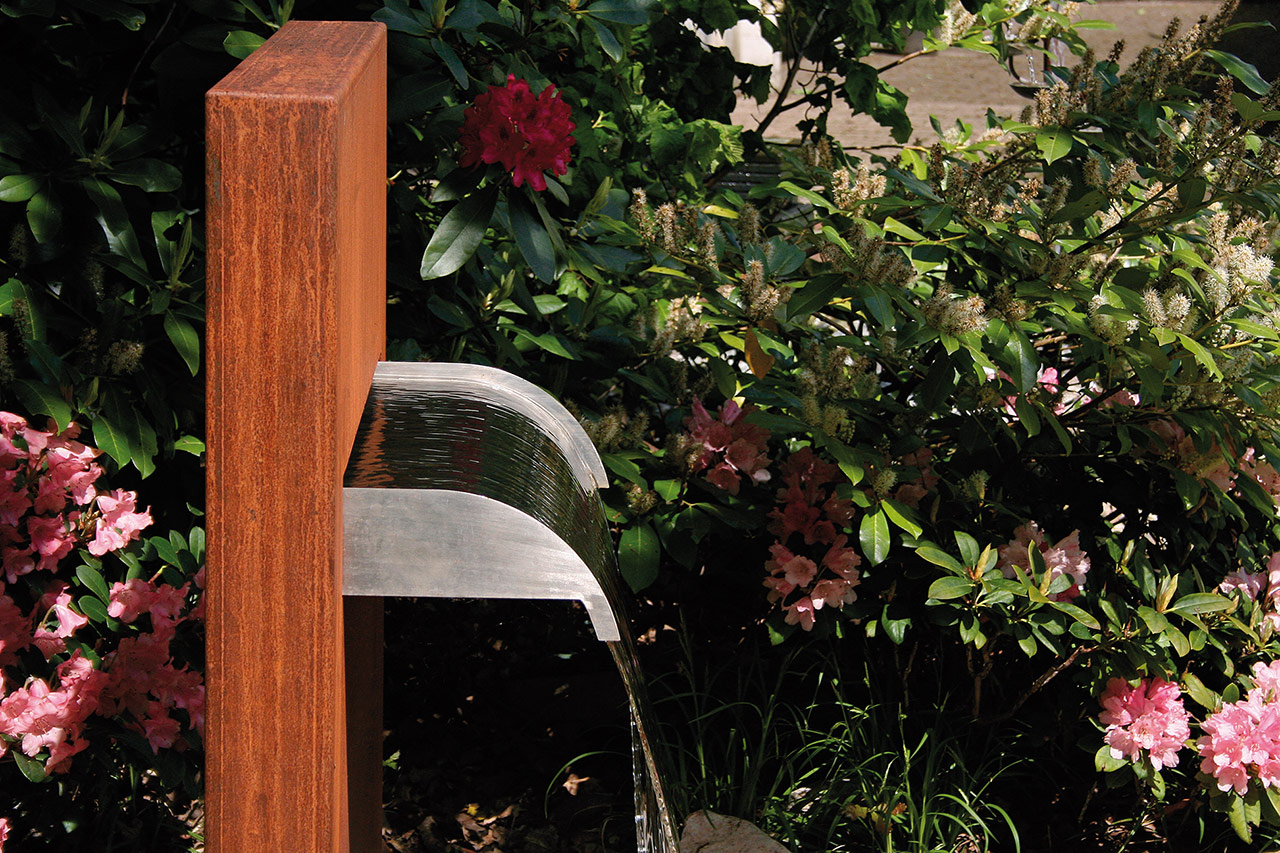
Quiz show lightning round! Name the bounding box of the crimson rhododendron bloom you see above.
[458,74,575,191]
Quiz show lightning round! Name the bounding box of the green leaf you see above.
[421,187,497,279]
[582,14,622,61]
[1094,744,1126,772]
[928,576,973,600]
[0,174,39,202]
[150,535,179,566]
[173,435,205,455]
[916,357,957,413]
[584,0,650,26]
[512,327,577,359]
[882,216,925,241]
[1175,333,1222,378]
[1166,592,1233,616]
[78,595,109,624]
[1181,671,1218,711]
[601,452,645,486]
[859,510,890,566]
[1204,49,1270,94]
[1035,129,1073,164]
[92,415,133,469]
[12,379,72,432]
[1228,793,1252,843]
[785,274,843,322]
[81,178,144,267]
[916,544,964,575]
[880,606,909,644]
[508,192,556,283]
[110,158,182,193]
[26,190,61,243]
[76,564,111,604]
[881,498,922,538]
[1048,599,1100,630]
[12,749,48,783]
[430,39,468,88]
[775,180,837,212]
[189,527,206,563]
[1004,329,1038,392]
[223,30,266,59]
[618,522,659,591]
[954,531,979,566]
[164,313,200,376]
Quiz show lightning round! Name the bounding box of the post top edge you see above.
[206,20,386,102]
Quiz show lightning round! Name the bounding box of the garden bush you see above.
[4,0,1280,849]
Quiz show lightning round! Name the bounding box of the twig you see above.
[982,644,1097,724]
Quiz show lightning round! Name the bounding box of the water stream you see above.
[342,363,680,852]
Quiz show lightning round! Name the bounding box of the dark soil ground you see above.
[381,598,639,853]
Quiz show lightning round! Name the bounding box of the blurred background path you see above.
[725,1,1279,151]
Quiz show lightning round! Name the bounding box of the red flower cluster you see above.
[458,75,576,191]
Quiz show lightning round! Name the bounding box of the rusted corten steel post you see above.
[206,21,387,852]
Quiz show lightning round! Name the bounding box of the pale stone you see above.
[679,809,790,853]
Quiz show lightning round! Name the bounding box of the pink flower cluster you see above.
[1098,676,1191,770]
[0,412,203,779]
[1147,419,1238,491]
[996,521,1090,600]
[999,366,1069,416]
[1197,661,1280,794]
[1240,448,1280,505]
[458,74,576,191]
[1,413,150,581]
[1218,553,1280,636]
[0,651,106,773]
[684,398,771,495]
[763,449,860,630]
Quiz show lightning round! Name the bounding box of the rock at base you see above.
[679,809,790,853]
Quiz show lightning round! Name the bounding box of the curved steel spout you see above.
[341,362,622,641]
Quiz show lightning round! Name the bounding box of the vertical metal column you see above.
[205,21,387,853]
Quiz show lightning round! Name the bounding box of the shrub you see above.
[0,412,202,850]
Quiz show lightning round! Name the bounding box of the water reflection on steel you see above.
[341,362,679,852]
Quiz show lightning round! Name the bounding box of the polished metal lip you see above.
[340,361,621,641]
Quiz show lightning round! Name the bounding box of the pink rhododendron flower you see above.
[1221,568,1266,599]
[994,366,1074,415]
[0,651,106,773]
[1147,419,1237,491]
[88,489,152,556]
[1241,448,1280,505]
[684,398,771,495]
[1,544,34,584]
[1098,677,1190,770]
[0,816,9,850]
[783,596,818,631]
[141,701,180,753]
[458,74,576,191]
[763,451,862,629]
[997,521,1090,600]
[1099,388,1139,408]
[27,515,75,573]
[108,578,153,623]
[1196,660,1280,794]
[0,584,29,670]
